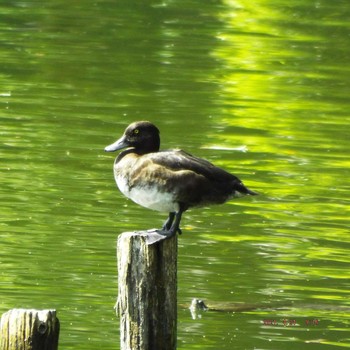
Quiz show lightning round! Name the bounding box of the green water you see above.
[1,1,349,349]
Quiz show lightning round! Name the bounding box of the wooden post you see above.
[0,309,59,350]
[116,231,177,350]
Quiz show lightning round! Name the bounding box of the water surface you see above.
[1,1,349,349]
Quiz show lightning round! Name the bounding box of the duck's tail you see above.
[235,182,259,196]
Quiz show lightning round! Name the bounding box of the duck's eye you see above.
[133,129,139,135]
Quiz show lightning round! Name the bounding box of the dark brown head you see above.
[104,121,160,154]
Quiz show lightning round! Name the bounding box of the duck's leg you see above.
[158,207,184,237]
[162,212,175,231]
[168,209,183,236]
[146,207,184,245]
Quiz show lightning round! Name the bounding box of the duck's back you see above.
[149,149,235,183]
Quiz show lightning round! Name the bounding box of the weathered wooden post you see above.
[0,309,59,350]
[116,230,177,350]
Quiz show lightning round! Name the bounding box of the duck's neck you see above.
[115,148,137,163]
[139,139,160,154]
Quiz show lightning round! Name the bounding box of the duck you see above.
[105,121,257,244]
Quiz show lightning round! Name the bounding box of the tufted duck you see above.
[105,121,257,243]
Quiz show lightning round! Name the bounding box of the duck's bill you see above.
[104,136,128,152]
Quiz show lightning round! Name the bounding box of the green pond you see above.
[1,0,349,349]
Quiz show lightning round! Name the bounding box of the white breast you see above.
[115,174,179,213]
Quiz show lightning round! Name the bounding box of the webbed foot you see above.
[156,226,181,238]
[146,208,184,245]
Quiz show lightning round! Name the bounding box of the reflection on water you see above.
[1,0,350,349]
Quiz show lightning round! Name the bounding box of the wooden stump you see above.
[116,231,177,350]
[0,309,59,350]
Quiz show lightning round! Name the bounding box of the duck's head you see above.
[104,121,160,154]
